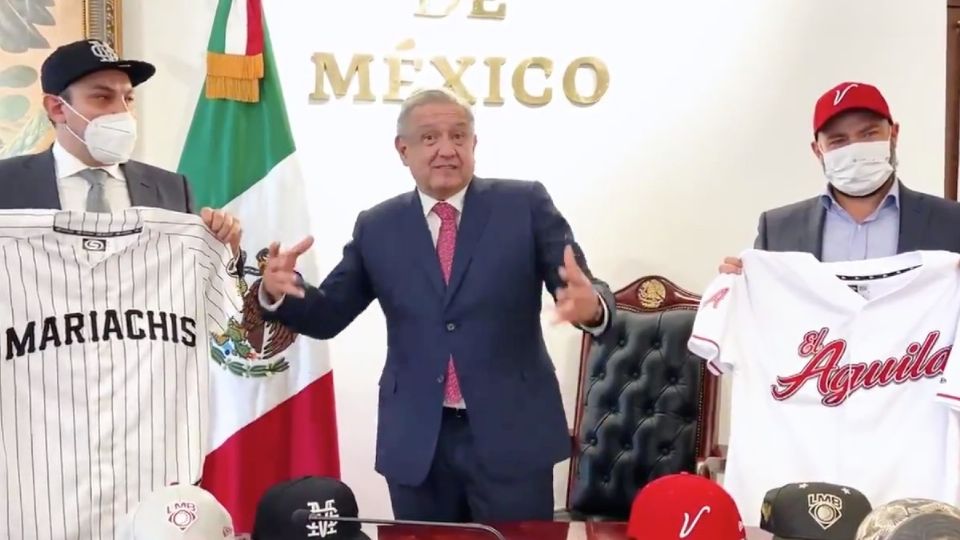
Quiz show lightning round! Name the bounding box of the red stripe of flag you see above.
[245,0,264,55]
[201,373,341,532]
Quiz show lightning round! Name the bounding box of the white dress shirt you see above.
[417,184,467,253]
[52,141,131,211]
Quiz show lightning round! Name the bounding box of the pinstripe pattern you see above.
[0,208,241,540]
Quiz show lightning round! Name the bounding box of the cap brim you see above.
[67,60,156,90]
[113,60,156,86]
[815,105,892,134]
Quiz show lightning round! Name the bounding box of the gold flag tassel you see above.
[205,51,265,103]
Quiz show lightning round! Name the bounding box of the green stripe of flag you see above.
[177,5,295,208]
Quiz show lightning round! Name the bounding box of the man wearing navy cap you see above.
[720,81,960,271]
[0,39,242,253]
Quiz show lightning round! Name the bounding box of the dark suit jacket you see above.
[754,182,960,257]
[265,177,616,486]
[0,147,194,211]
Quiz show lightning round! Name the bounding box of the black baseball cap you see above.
[252,476,370,540]
[760,482,872,540]
[40,39,155,96]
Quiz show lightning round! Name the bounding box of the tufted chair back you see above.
[564,276,723,520]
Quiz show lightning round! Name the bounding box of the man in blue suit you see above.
[259,88,615,522]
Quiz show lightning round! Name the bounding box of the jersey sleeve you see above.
[140,208,245,335]
[687,272,741,375]
[203,242,244,335]
[936,311,960,410]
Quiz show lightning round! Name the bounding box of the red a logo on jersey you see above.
[771,328,950,406]
[704,287,730,309]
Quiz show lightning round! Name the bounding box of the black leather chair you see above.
[560,276,724,520]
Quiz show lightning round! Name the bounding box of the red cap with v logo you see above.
[627,473,746,540]
[813,82,892,135]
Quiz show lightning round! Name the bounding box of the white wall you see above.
[123,0,946,520]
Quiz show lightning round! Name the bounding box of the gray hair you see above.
[396,88,474,136]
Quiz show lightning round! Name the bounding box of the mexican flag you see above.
[177,0,340,532]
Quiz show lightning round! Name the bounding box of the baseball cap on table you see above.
[886,513,960,540]
[855,498,960,540]
[813,82,892,134]
[118,484,235,540]
[627,473,746,540]
[252,476,370,540]
[760,482,872,540]
[40,39,155,96]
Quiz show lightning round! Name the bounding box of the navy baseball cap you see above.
[252,476,370,540]
[41,39,155,95]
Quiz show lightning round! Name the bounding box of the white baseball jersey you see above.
[0,208,242,540]
[689,249,960,526]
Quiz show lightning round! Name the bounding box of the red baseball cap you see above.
[813,82,892,134]
[627,473,746,540]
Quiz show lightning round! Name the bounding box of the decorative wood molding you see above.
[84,0,123,53]
[614,275,701,312]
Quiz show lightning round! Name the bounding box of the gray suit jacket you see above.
[754,182,960,258]
[0,147,194,212]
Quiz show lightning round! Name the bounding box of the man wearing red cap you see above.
[720,82,960,272]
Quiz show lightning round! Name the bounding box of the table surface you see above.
[366,521,772,539]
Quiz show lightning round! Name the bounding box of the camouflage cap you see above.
[887,513,960,540]
[855,499,960,540]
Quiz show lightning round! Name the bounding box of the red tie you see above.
[432,202,463,405]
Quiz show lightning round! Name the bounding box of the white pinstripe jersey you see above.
[0,208,241,540]
[689,249,960,527]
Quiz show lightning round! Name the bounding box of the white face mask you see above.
[60,99,137,165]
[821,140,895,197]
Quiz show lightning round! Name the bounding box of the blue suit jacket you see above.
[266,177,615,486]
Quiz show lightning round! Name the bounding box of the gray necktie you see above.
[79,168,110,213]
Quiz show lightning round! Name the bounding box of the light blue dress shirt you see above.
[819,180,900,263]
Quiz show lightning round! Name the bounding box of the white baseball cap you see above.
[120,484,235,540]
